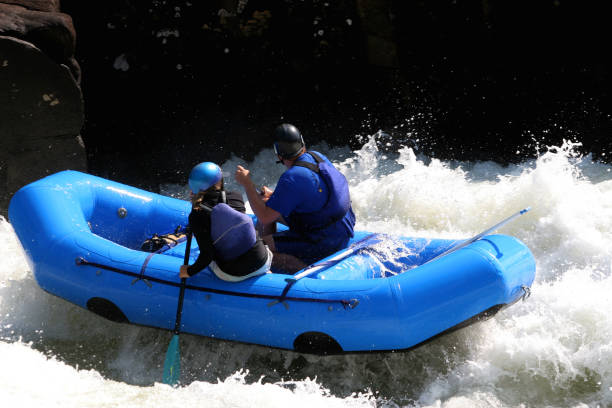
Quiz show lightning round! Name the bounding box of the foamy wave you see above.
[0,341,374,408]
[415,268,612,407]
[1,136,611,407]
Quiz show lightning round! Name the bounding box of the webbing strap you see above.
[293,152,323,173]
[134,233,188,287]
[76,257,358,307]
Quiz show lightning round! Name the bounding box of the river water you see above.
[1,135,611,407]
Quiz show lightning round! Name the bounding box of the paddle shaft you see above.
[426,207,531,264]
[173,231,193,334]
[292,233,380,281]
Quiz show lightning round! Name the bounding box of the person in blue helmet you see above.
[179,162,272,281]
[235,124,356,273]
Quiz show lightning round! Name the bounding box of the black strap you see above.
[293,151,323,173]
[293,161,318,173]
[198,203,213,213]
[307,151,324,163]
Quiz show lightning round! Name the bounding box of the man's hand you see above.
[235,165,281,225]
[235,165,251,187]
[260,185,273,202]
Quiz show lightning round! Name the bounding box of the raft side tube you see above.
[85,175,190,249]
[297,279,402,351]
[389,234,535,348]
[470,234,536,303]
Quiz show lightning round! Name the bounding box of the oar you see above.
[162,230,193,386]
[425,207,531,264]
[268,233,382,307]
[291,233,382,281]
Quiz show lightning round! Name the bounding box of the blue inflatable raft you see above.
[8,171,535,354]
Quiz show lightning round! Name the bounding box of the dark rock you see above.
[356,0,397,68]
[0,2,79,81]
[2,0,60,12]
[0,35,85,217]
[0,0,84,217]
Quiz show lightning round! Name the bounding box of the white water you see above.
[2,136,611,407]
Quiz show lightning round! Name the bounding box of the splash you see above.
[340,137,612,279]
[1,135,611,407]
[0,341,374,408]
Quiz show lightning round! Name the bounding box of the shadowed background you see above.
[1,0,611,215]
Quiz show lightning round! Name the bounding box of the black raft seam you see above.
[76,257,354,305]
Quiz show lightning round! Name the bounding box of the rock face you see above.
[2,1,60,12]
[0,2,80,80]
[0,1,85,217]
[356,0,397,68]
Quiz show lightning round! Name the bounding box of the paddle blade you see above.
[162,334,181,385]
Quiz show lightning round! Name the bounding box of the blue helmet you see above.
[188,162,222,193]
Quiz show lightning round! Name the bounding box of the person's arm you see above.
[235,165,281,224]
[179,212,214,278]
[185,234,213,276]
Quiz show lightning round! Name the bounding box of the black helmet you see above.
[273,123,305,160]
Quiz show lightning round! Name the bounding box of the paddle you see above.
[425,207,531,265]
[162,230,193,386]
[268,233,382,307]
[291,233,382,281]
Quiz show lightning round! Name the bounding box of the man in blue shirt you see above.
[235,124,356,272]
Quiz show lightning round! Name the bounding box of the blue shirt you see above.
[267,151,329,219]
[267,151,355,240]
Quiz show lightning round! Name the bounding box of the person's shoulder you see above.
[225,190,244,201]
[285,163,314,178]
[308,150,332,163]
[225,190,246,212]
[189,206,208,223]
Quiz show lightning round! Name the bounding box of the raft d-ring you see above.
[341,299,360,309]
[267,299,290,310]
[131,277,152,288]
[521,285,531,301]
[117,207,127,218]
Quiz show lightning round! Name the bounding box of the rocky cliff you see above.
[0,1,85,216]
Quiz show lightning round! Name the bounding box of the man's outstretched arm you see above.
[235,165,281,224]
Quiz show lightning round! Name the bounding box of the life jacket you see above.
[288,151,352,234]
[209,203,257,261]
[198,191,268,276]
